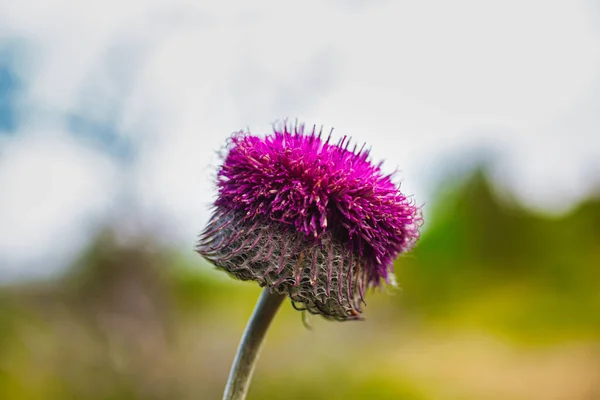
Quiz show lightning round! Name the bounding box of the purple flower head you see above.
[197,122,422,320]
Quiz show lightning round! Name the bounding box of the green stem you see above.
[222,288,285,400]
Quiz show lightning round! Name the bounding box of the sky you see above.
[0,0,599,280]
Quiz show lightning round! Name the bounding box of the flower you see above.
[197,122,422,320]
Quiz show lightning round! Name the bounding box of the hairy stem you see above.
[222,288,285,400]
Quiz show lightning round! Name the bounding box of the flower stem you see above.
[222,288,285,400]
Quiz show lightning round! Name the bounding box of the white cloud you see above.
[0,130,118,280]
[0,0,599,277]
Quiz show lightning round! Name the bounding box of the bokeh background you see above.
[1,1,600,399]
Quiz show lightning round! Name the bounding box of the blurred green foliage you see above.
[399,169,600,343]
[0,166,599,399]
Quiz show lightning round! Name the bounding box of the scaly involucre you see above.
[197,123,422,320]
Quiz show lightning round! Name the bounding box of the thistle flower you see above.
[197,122,422,320]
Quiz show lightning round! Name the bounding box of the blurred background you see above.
[1,1,599,399]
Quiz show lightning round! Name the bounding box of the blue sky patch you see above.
[0,42,21,134]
